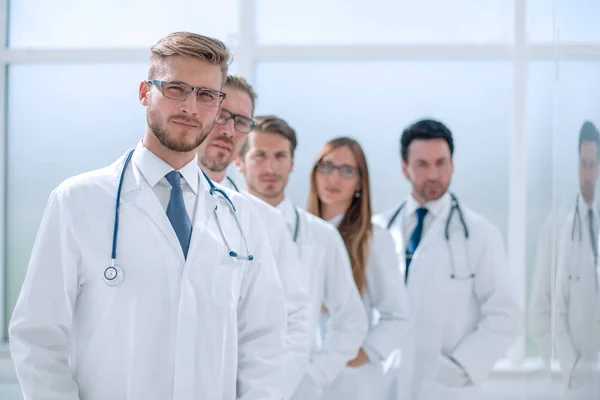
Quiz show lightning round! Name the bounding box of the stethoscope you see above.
[104,149,254,286]
[225,175,300,243]
[225,176,240,192]
[567,194,598,284]
[387,193,475,280]
[291,208,300,243]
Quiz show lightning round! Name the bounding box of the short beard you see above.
[148,112,213,153]
[247,182,285,201]
[199,153,231,173]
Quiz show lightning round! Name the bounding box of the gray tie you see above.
[166,171,192,259]
[588,208,597,263]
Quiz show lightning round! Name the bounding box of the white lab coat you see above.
[373,195,522,400]
[276,198,368,400]
[218,177,312,399]
[9,149,289,400]
[553,197,600,399]
[319,219,411,400]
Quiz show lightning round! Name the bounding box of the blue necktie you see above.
[405,207,428,283]
[166,171,192,259]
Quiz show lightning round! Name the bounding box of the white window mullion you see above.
[506,0,528,367]
[0,0,9,342]
[237,0,256,83]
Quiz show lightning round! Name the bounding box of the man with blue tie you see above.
[373,119,521,400]
[9,32,289,400]
[404,207,428,282]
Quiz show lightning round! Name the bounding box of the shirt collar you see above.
[405,191,451,218]
[132,140,198,195]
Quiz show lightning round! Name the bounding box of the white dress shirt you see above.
[132,141,199,220]
[401,192,451,251]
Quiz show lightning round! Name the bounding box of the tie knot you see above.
[416,207,428,221]
[166,170,182,189]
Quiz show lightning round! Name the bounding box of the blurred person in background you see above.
[373,118,522,400]
[307,136,411,400]
[236,117,369,399]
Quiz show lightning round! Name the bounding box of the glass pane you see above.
[5,63,147,335]
[255,61,512,240]
[9,0,239,48]
[528,60,600,396]
[527,0,600,42]
[257,0,513,44]
[549,61,600,395]
[526,61,557,365]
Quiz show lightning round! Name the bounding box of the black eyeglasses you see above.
[147,80,226,107]
[214,108,256,134]
[315,161,360,179]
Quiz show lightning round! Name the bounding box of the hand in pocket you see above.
[436,355,470,387]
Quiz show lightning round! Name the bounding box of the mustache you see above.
[169,114,200,125]
[211,136,234,146]
[259,173,283,180]
[424,180,442,185]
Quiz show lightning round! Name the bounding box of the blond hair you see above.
[225,75,257,112]
[148,32,231,83]
[307,137,373,296]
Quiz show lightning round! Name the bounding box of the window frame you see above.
[2,0,599,371]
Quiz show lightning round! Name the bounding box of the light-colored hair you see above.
[307,137,373,296]
[148,32,231,83]
[225,75,257,113]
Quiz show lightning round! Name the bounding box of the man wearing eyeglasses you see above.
[196,75,312,400]
[9,32,289,400]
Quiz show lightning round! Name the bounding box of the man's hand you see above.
[347,348,369,368]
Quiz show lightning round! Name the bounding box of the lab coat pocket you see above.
[210,243,244,309]
[435,355,470,388]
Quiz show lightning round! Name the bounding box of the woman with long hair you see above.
[308,137,411,399]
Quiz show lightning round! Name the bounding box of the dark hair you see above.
[400,118,454,162]
[579,121,600,159]
[239,115,297,157]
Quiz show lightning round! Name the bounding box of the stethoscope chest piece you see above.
[104,264,124,286]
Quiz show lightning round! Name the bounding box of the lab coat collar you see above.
[216,175,240,192]
[578,192,598,219]
[132,140,199,196]
[196,168,218,223]
[327,213,346,228]
[116,142,202,264]
[275,196,296,227]
[405,191,451,219]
